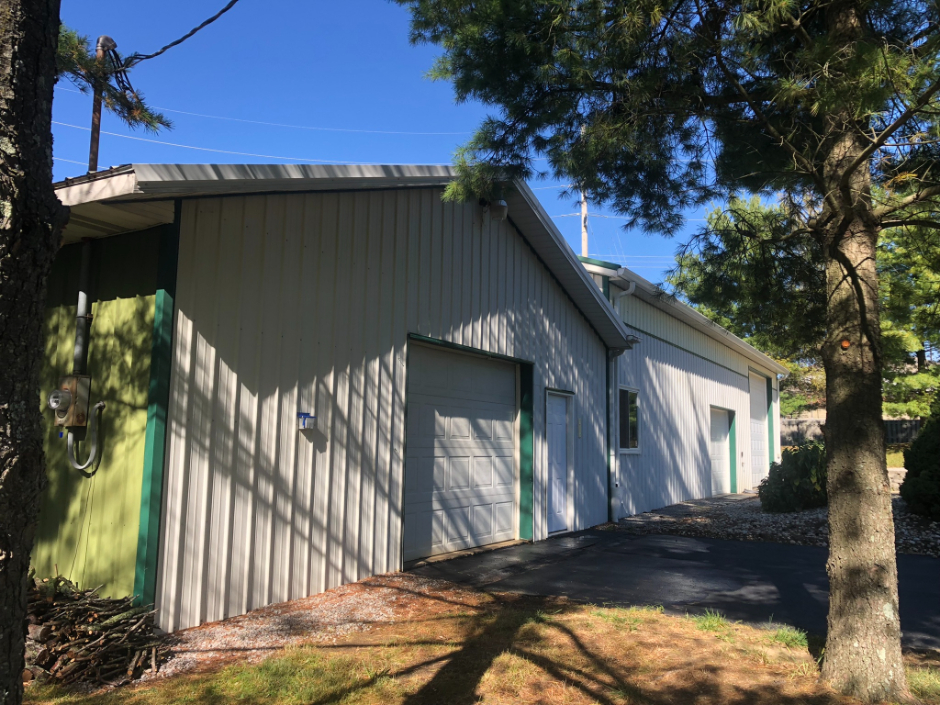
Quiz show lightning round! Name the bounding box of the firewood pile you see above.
[23,575,167,686]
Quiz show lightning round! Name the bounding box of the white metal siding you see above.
[614,330,753,517]
[157,189,610,631]
[749,371,770,485]
[619,295,756,376]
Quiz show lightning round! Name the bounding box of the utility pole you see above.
[88,35,116,173]
[580,188,589,257]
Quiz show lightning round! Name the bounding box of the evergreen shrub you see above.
[758,442,827,513]
[900,400,940,520]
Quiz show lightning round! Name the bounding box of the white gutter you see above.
[608,266,789,378]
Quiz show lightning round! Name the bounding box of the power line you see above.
[55,86,471,136]
[54,156,88,165]
[52,121,450,166]
[126,0,243,66]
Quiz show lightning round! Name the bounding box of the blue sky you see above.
[54,0,710,282]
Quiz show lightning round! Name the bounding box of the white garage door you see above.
[710,408,731,495]
[403,345,516,562]
[749,371,769,484]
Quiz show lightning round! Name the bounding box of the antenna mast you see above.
[580,188,589,257]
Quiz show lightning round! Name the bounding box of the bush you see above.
[758,442,827,513]
[900,400,940,520]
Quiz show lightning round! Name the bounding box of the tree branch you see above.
[873,184,940,218]
[881,218,940,231]
[839,75,940,190]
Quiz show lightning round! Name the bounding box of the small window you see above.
[619,388,639,451]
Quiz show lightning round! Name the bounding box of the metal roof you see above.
[54,163,634,350]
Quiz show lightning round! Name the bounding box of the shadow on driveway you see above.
[409,530,940,650]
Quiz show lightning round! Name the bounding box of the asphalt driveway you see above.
[410,530,940,650]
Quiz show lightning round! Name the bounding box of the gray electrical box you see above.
[50,375,91,427]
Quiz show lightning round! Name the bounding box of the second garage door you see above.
[403,345,517,562]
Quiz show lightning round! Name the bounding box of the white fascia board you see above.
[582,262,620,278]
[614,266,790,377]
[56,169,139,206]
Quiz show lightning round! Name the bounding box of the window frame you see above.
[618,385,641,454]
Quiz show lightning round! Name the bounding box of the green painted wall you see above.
[33,230,161,599]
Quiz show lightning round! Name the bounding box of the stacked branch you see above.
[23,575,167,686]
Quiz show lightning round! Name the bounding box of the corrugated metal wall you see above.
[156,189,609,631]
[619,293,756,376]
[34,231,160,598]
[614,294,780,517]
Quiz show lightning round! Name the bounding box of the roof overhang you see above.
[605,265,789,377]
[54,163,635,351]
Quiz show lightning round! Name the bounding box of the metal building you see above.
[580,258,787,518]
[37,164,784,633]
[47,164,632,631]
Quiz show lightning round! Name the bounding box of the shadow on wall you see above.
[617,347,716,517]
[33,231,160,598]
[156,189,612,631]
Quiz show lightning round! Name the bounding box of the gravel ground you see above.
[618,494,940,558]
[145,573,458,680]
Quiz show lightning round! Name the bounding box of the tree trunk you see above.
[817,14,909,688]
[0,1,66,703]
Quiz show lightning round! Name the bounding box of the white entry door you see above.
[710,408,731,495]
[403,345,517,562]
[547,394,568,533]
[749,371,769,484]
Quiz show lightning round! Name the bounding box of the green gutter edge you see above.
[133,202,181,607]
[577,255,621,270]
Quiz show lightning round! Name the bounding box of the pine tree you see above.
[1,3,67,703]
[0,19,168,705]
[396,0,940,699]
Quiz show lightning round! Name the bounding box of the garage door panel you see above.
[405,346,517,562]
[407,485,516,508]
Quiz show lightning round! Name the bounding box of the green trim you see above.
[729,412,738,494]
[519,364,534,541]
[605,353,613,521]
[578,255,621,270]
[601,275,610,300]
[133,204,180,606]
[407,333,534,366]
[766,376,775,467]
[626,321,749,380]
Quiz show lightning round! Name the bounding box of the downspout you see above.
[607,269,636,522]
[606,347,627,522]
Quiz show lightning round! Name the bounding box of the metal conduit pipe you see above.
[73,239,93,374]
[68,239,106,473]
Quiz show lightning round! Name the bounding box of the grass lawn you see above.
[23,584,940,705]
[886,443,909,468]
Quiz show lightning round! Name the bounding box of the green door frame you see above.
[710,405,737,494]
[133,203,180,607]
